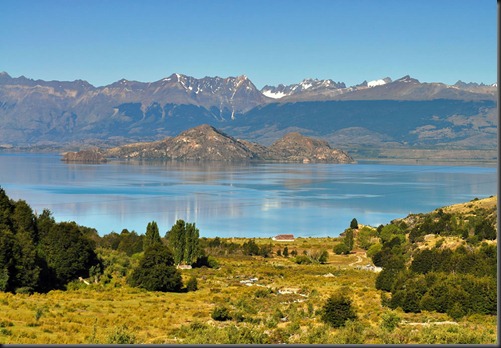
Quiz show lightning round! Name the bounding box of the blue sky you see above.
[0,0,496,88]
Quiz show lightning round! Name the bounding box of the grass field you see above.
[0,238,497,344]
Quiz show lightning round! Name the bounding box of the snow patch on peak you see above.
[301,82,312,90]
[368,79,388,88]
[262,90,287,99]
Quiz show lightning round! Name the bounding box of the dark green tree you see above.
[242,239,260,256]
[283,246,289,257]
[166,220,187,265]
[0,187,14,231]
[344,228,354,251]
[0,228,16,291]
[184,222,200,264]
[350,218,359,229]
[128,243,183,292]
[39,221,101,288]
[143,221,162,251]
[321,293,357,328]
[117,229,144,256]
[12,200,37,242]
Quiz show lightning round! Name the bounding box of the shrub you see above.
[211,306,232,321]
[186,276,198,291]
[380,311,401,331]
[106,324,136,344]
[321,293,357,328]
[293,255,312,264]
[333,243,350,255]
[127,243,183,292]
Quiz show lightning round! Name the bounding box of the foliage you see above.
[39,221,102,289]
[106,325,136,344]
[186,276,198,292]
[127,243,183,292]
[165,220,201,265]
[380,311,401,332]
[242,239,260,256]
[333,242,350,255]
[321,292,357,328]
[211,305,232,321]
[143,221,162,251]
[350,218,359,229]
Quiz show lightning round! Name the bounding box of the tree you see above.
[128,243,183,292]
[12,200,37,242]
[184,222,200,264]
[321,293,357,328]
[117,229,144,256]
[333,243,350,255]
[39,221,101,289]
[344,228,354,251]
[350,218,359,229]
[242,239,260,256]
[166,220,187,264]
[283,246,289,257]
[143,221,162,251]
[165,220,201,265]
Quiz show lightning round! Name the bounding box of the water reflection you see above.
[0,153,497,237]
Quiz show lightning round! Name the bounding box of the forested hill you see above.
[360,195,497,319]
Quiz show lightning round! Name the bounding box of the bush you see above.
[127,244,183,292]
[333,243,350,255]
[106,324,136,344]
[211,306,232,321]
[293,255,312,264]
[321,293,357,328]
[380,311,401,331]
[186,276,198,291]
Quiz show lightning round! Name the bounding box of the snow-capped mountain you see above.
[367,77,392,87]
[261,78,346,100]
[0,72,496,146]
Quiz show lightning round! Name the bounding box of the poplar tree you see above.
[165,220,201,265]
[143,221,162,251]
[166,220,187,265]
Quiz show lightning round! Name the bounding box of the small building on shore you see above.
[272,234,295,242]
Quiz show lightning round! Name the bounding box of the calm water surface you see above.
[0,153,497,237]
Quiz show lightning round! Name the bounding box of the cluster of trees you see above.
[0,188,101,293]
[0,187,211,294]
[371,205,497,319]
[408,207,497,243]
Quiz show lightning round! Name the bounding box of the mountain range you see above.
[0,72,497,159]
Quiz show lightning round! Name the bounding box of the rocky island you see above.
[63,124,354,164]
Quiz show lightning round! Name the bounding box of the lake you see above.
[0,152,497,238]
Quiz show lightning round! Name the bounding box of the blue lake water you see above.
[0,152,497,238]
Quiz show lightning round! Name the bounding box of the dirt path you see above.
[348,254,363,266]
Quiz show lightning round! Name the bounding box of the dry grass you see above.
[0,237,497,344]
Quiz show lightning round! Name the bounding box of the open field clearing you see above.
[0,245,496,344]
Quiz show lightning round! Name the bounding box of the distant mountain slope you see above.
[226,99,497,147]
[0,72,497,152]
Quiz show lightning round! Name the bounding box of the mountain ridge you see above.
[0,72,497,155]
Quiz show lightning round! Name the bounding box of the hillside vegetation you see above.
[0,187,497,344]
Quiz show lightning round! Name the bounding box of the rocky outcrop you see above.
[101,124,354,163]
[62,148,107,163]
[266,132,354,163]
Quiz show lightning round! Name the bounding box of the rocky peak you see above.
[395,75,420,84]
[267,132,354,163]
[102,125,354,163]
